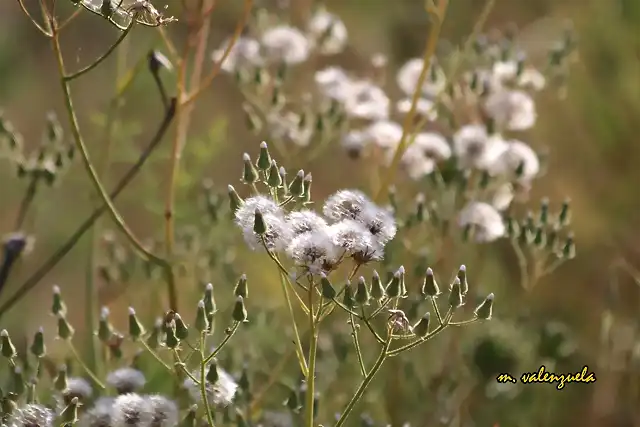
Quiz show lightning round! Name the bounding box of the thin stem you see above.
[360,307,384,344]
[182,0,254,106]
[305,280,318,427]
[431,297,444,326]
[140,340,173,371]
[349,312,367,377]
[66,341,106,389]
[199,332,216,427]
[280,272,309,376]
[387,313,451,357]
[0,99,177,320]
[334,330,392,427]
[14,177,40,231]
[64,22,136,81]
[203,321,240,364]
[511,239,529,290]
[373,0,449,203]
[16,0,51,36]
[57,7,82,31]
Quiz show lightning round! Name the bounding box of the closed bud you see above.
[547,227,559,251]
[370,270,385,300]
[267,160,282,188]
[234,274,248,299]
[257,141,272,171]
[279,167,289,195]
[30,327,46,358]
[456,265,469,295]
[164,322,179,349]
[206,360,219,384]
[386,267,404,298]
[421,268,441,298]
[562,234,576,260]
[320,273,336,299]
[415,193,426,222]
[559,198,571,226]
[355,276,370,306]
[238,363,250,393]
[474,293,494,320]
[174,314,189,340]
[232,296,248,322]
[242,153,258,184]
[285,387,301,412]
[128,307,145,341]
[108,333,125,359]
[97,307,112,342]
[12,367,24,396]
[506,216,519,239]
[289,170,305,197]
[60,396,79,425]
[448,278,463,309]
[1,330,16,359]
[195,300,209,333]
[146,317,163,349]
[203,283,216,315]
[533,226,546,248]
[51,285,66,316]
[54,365,68,391]
[413,312,431,337]
[342,282,355,310]
[302,173,312,204]
[539,198,549,225]
[253,209,267,235]
[57,314,74,340]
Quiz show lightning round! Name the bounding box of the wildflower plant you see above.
[0,0,581,426]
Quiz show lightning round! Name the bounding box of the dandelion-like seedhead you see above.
[106,368,147,394]
[183,365,238,408]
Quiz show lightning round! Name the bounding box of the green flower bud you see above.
[342,282,355,310]
[320,273,336,299]
[12,367,24,396]
[60,396,79,425]
[456,265,468,295]
[97,307,112,343]
[279,167,289,195]
[203,283,216,315]
[448,278,463,309]
[146,317,162,350]
[421,268,441,298]
[533,226,546,248]
[227,185,243,215]
[1,330,17,359]
[57,314,74,340]
[206,360,219,384]
[285,387,301,412]
[164,322,179,349]
[474,293,494,320]
[355,276,370,306]
[107,333,124,359]
[30,327,45,358]
[413,312,431,337]
[288,170,305,198]
[558,198,571,226]
[54,366,68,391]
[232,296,248,322]
[370,270,385,301]
[415,193,426,223]
[539,198,549,225]
[51,285,66,316]
[238,364,250,393]
[253,209,267,235]
[174,314,189,341]
[267,160,282,188]
[386,267,404,298]
[128,307,145,341]
[234,274,248,299]
[562,234,576,259]
[256,141,272,171]
[195,300,209,333]
[506,216,519,239]
[242,153,258,184]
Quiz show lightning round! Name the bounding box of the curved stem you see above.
[349,312,367,377]
[16,0,51,36]
[66,341,106,389]
[140,339,173,371]
[199,332,216,427]
[204,322,240,364]
[64,22,135,81]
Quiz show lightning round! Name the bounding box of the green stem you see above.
[334,331,392,427]
[203,322,240,364]
[14,176,40,231]
[140,340,173,371]
[66,341,106,389]
[305,281,318,427]
[200,332,216,427]
[349,312,367,377]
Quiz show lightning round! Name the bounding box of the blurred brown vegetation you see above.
[1,0,640,426]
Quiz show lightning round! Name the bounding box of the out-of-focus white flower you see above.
[488,140,540,182]
[183,366,238,408]
[453,124,509,170]
[106,368,146,395]
[458,202,506,243]
[365,120,403,151]
[315,66,352,101]
[341,130,370,159]
[212,37,263,73]
[360,204,397,245]
[146,395,179,427]
[266,111,313,147]
[396,58,446,99]
[62,377,93,404]
[261,26,311,64]
[396,132,452,179]
[343,80,390,121]
[396,98,438,121]
[492,183,515,211]
[328,219,384,263]
[484,90,537,131]
[79,397,114,427]
[492,61,546,91]
[9,404,55,427]
[307,8,348,55]
[323,189,373,222]
[111,393,153,427]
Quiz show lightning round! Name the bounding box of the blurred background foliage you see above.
[1,0,640,426]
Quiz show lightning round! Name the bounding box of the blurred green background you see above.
[1,0,640,426]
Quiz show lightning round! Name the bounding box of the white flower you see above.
[106,368,146,394]
[63,377,93,401]
[359,204,397,245]
[396,58,446,98]
[9,404,55,427]
[484,90,537,131]
[286,229,341,274]
[396,98,438,121]
[492,183,514,211]
[79,397,114,427]
[286,210,329,236]
[323,189,374,222]
[365,120,403,151]
[315,67,352,101]
[341,130,370,159]
[266,111,313,147]
[235,197,291,251]
[145,395,178,427]
[488,140,540,182]
[397,132,451,179]
[328,219,383,263]
[343,80,390,121]
[492,61,546,91]
[183,365,238,408]
[518,68,546,91]
[111,393,153,427]
[261,25,311,64]
[452,125,509,170]
[458,202,506,243]
[307,9,348,55]
[212,37,262,73]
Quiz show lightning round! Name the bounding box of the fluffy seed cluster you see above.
[183,365,239,408]
[235,189,397,274]
[106,367,147,395]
